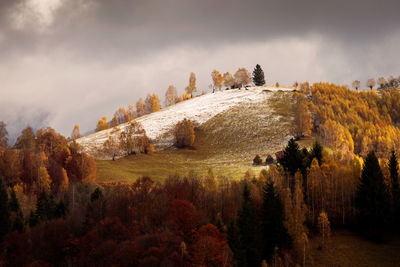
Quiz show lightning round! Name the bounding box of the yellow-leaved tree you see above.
[71,124,80,140]
[211,69,223,92]
[174,118,195,148]
[223,72,235,89]
[185,72,197,97]
[292,93,312,138]
[96,116,109,132]
[165,85,178,107]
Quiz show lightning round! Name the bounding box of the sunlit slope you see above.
[93,89,308,183]
[76,86,294,159]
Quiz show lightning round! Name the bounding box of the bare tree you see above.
[377,77,386,89]
[165,85,178,107]
[234,68,252,89]
[352,80,360,90]
[366,78,376,90]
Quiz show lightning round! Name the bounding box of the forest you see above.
[0,76,400,266]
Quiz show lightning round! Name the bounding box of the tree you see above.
[136,99,146,117]
[168,199,198,241]
[366,78,376,90]
[114,107,128,124]
[110,116,118,127]
[317,211,331,248]
[96,116,109,132]
[128,104,136,120]
[14,126,35,150]
[103,135,118,160]
[262,180,291,261]
[151,93,161,112]
[185,72,197,97]
[253,155,262,165]
[310,141,323,166]
[165,85,178,106]
[234,68,252,88]
[253,64,266,86]
[352,80,360,90]
[237,183,260,267]
[0,121,8,148]
[145,94,161,114]
[174,119,195,148]
[9,189,25,233]
[0,178,10,241]
[377,77,386,89]
[355,151,390,230]
[388,150,400,227]
[292,93,312,138]
[211,69,223,92]
[223,72,235,89]
[71,124,81,140]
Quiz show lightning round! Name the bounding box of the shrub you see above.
[265,155,274,165]
[253,155,262,165]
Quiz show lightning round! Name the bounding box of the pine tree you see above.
[237,183,260,267]
[389,150,400,228]
[9,188,25,232]
[0,178,10,241]
[311,141,323,166]
[261,180,291,262]
[355,151,390,230]
[253,64,265,86]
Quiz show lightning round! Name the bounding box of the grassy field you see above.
[310,229,400,266]
[96,91,315,183]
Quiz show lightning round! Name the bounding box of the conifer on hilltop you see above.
[253,64,266,86]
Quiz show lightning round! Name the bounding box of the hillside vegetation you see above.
[97,89,308,183]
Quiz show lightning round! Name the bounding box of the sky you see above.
[1,0,400,142]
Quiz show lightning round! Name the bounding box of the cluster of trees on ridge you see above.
[351,75,400,91]
[79,65,266,139]
[102,118,196,160]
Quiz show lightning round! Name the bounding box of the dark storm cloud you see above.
[2,0,400,62]
[0,0,399,138]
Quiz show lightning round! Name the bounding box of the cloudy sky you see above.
[1,0,400,141]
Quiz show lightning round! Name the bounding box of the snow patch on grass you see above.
[76,86,294,157]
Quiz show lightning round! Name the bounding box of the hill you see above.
[76,86,306,182]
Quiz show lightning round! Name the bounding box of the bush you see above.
[253,155,262,165]
[174,119,195,148]
[265,154,274,164]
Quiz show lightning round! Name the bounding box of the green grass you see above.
[310,229,400,266]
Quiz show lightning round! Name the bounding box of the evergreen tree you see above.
[9,188,25,232]
[29,211,38,227]
[278,138,306,193]
[227,221,241,261]
[0,178,10,241]
[278,139,302,177]
[310,141,323,166]
[355,151,390,230]
[388,150,400,228]
[237,183,260,267]
[253,64,266,86]
[262,180,292,262]
[9,189,20,213]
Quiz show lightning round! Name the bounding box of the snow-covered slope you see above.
[76,86,294,158]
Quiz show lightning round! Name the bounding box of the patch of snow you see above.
[76,86,294,156]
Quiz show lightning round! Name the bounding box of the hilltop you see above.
[76,86,304,182]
